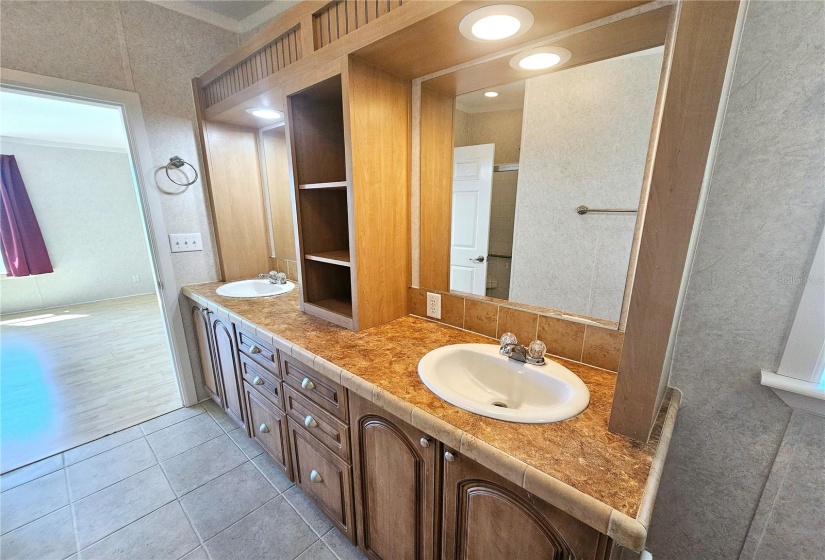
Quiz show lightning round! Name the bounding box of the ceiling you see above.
[150,1,299,33]
[0,90,130,152]
[456,81,525,114]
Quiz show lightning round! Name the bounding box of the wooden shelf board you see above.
[304,250,351,267]
[299,181,347,190]
[312,298,353,318]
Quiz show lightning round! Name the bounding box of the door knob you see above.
[419,437,431,448]
[252,376,264,385]
[304,415,318,428]
[469,256,485,263]
[249,344,262,354]
[301,378,316,390]
[309,469,323,483]
[258,423,269,433]
[444,451,456,462]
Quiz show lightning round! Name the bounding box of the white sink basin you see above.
[216,279,295,298]
[418,344,590,423]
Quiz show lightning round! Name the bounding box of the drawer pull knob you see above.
[309,469,323,483]
[304,415,318,428]
[301,378,316,390]
[258,423,270,433]
[419,437,431,448]
[252,376,264,385]
[444,451,456,463]
[250,344,262,354]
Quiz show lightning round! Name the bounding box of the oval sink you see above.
[216,279,295,298]
[418,344,590,423]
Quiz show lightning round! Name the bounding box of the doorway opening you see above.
[0,87,181,473]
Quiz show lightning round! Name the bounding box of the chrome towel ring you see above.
[165,156,198,187]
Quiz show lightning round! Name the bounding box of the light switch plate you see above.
[169,233,203,253]
[426,292,441,319]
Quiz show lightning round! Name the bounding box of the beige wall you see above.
[510,51,662,322]
[648,1,825,559]
[0,0,240,292]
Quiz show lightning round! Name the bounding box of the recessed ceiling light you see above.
[459,5,534,43]
[246,107,283,120]
[509,47,572,71]
[484,91,499,98]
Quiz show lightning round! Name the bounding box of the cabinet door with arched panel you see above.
[210,314,246,431]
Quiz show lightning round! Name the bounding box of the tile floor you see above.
[0,402,366,560]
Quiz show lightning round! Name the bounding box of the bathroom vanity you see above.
[184,284,679,558]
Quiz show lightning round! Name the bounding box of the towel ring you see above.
[165,156,198,187]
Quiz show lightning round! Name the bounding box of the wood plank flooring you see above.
[0,294,181,472]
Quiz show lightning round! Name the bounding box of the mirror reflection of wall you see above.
[260,126,297,280]
[447,47,663,323]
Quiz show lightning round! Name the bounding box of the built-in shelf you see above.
[305,250,351,267]
[299,181,347,190]
[313,297,354,318]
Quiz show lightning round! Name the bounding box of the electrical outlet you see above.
[426,292,441,319]
[169,233,203,253]
[131,275,140,283]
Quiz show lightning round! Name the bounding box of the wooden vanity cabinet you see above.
[349,395,440,560]
[210,315,246,431]
[191,304,224,407]
[441,452,614,560]
[245,382,291,476]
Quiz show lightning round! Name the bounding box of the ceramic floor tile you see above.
[227,427,264,459]
[205,496,317,560]
[73,465,175,549]
[179,546,209,560]
[66,438,157,500]
[0,454,63,492]
[79,501,199,560]
[297,540,337,560]
[161,434,247,496]
[201,399,237,432]
[284,486,334,536]
[251,453,294,492]
[146,413,223,461]
[63,426,144,466]
[139,405,205,435]
[323,528,366,560]
[0,506,76,560]
[0,470,69,534]
[180,461,278,540]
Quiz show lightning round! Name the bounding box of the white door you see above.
[450,144,494,295]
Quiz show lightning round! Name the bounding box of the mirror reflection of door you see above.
[450,144,494,295]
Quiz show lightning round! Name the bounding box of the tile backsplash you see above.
[409,287,624,372]
[269,258,298,281]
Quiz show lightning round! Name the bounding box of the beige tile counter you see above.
[182,282,680,552]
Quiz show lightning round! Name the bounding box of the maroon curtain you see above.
[0,155,53,276]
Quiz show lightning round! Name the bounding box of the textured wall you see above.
[649,1,825,558]
[454,108,523,299]
[510,51,662,322]
[0,141,154,313]
[0,1,240,291]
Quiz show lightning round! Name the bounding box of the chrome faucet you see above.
[499,332,547,366]
[258,271,287,285]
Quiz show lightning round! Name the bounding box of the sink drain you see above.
[491,401,509,408]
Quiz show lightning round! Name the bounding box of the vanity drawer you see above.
[281,354,348,421]
[239,353,283,411]
[237,327,279,375]
[289,423,355,542]
[245,383,291,477]
[283,385,350,461]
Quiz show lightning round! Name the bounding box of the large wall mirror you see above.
[417,7,670,327]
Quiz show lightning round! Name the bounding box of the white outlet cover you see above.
[169,233,203,253]
[427,292,442,320]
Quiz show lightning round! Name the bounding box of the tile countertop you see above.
[182,282,680,552]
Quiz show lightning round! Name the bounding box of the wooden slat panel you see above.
[337,1,348,38]
[347,0,359,32]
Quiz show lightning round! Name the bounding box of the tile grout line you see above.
[200,494,287,551]
[319,527,349,560]
[63,454,83,560]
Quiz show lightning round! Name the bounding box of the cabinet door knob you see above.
[309,469,323,483]
[249,344,262,354]
[419,437,431,448]
[304,415,318,428]
[252,376,264,385]
[301,377,316,390]
[444,451,456,463]
[258,423,269,433]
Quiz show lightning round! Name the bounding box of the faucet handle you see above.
[499,332,517,356]
[527,340,547,365]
